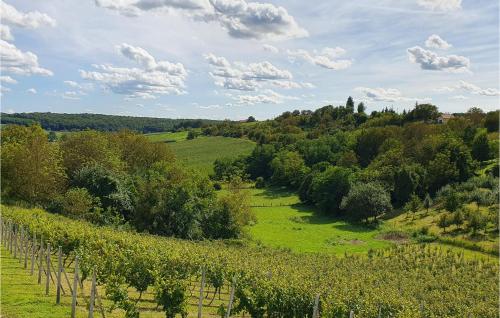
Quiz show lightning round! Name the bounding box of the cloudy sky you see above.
[0,0,498,120]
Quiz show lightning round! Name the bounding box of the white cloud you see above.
[80,43,188,99]
[0,0,56,29]
[0,75,17,84]
[0,24,13,41]
[436,81,499,96]
[450,95,467,100]
[26,88,37,94]
[95,0,307,40]
[407,46,470,72]
[0,39,53,76]
[355,87,431,103]
[287,47,352,70]
[417,0,462,11]
[204,53,303,92]
[61,91,82,100]
[64,80,94,91]
[457,81,499,96]
[263,44,279,53]
[425,34,452,50]
[235,89,298,105]
[198,104,222,109]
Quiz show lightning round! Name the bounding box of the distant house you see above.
[437,113,455,124]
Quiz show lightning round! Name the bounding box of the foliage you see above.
[1,124,66,204]
[4,206,499,318]
[340,182,392,222]
[309,166,352,214]
[0,112,219,133]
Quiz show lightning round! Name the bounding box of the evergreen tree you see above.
[346,96,355,113]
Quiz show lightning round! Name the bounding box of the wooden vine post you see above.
[312,294,320,318]
[38,237,44,284]
[30,234,36,275]
[24,231,29,268]
[198,266,206,318]
[46,243,51,295]
[56,246,63,304]
[71,256,79,318]
[89,269,97,318]
[225,276,236,318]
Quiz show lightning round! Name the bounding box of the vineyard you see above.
[2,205,498,318]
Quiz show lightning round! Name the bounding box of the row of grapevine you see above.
[1,205,498,318]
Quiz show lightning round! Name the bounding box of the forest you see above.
[207,101,499,224]
[0,112,220,133]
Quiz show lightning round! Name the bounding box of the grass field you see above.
[0,245,244,318]
[217,186,392,254]
[217,185,498,257]
[145,130,189,143]
[168,136,255,175]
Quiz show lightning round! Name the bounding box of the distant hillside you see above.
[0,112,222,133]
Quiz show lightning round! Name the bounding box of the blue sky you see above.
[0,0,498,120]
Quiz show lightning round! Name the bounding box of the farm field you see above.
[145,130,190,143]
[167,136,255,175]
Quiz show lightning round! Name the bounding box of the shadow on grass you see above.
[254,186,297,200]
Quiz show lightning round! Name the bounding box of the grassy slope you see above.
[145,130,189,143]
[168,136,255,175]
[216,186,497,257]
[0,247,91,318]
[217,186,391,254]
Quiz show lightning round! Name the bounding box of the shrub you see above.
[255,177,265,189]
[340,182,392,222]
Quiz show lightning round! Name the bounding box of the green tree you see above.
[186,130,197,140]
[438,213,452,233]
[60,130,124,176]
[471,130,491,162]
[423,193,433,214]
[357,102,366,114]
[271,151,309,188]
[451,209,464,229]
[340,182,392,222]
[346,96,355,113]
[310,166,353,214]
[393,165,423,206]
[466,209,489,235]
[404,194,422,217]
[484,110,499,132]
[1,124,67,204]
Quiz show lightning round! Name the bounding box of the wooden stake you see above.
[198,267,206,318]
[24,232,29,268]
[312,294,320,318]
[349,310,354,318]
[71,256,79,318]
[225,277,236,318]
[46,243,51,295]
[31,235,36,275]
[89,270,96,318]
[38,238,43,284]
[56,246,63,304]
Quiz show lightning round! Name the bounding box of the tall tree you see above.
[1,125,67,203]
[346,96,355,113]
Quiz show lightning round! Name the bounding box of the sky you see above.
[0,0,498,120]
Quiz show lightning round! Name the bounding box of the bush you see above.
[255,177,265,189]
[340,182,392,222]
[213,182,222,191]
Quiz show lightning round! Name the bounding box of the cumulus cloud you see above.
[0,75,17,84]
[436,81,499,96]
[80,43,187,99]
[26,88,37,94]
[355,87,430,103]
[407,46,469,72]
[425,34,452,49]
[95,0,307,40]
[450,95,467,100]
[263,44,279,53]
[0,24,13,41]
[0,39,53,76]
[417,0,462,11]
[457,81,499,96]
[204,53,311,93]
[287,47,352,70]
[0,0,56,29]
[235,89,298,105]
[64,80,94,91]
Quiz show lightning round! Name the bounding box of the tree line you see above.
[1,112,221,133]
[209,101,499,223]
[1,125,254,239]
